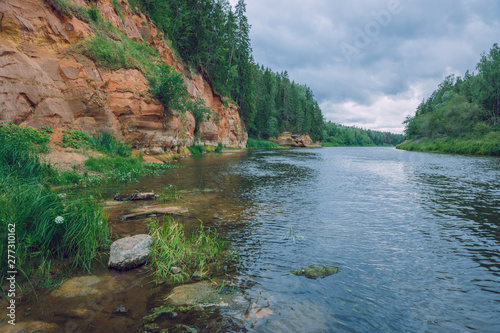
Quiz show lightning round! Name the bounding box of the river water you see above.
[6,147,499,332]
[142,147,500,332]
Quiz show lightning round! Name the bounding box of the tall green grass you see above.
[0,124,109,290]
[61,129,132,157]
[147,217,232,284]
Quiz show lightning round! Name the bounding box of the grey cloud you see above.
[239,0,500,132]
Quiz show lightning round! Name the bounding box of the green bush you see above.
[188,145,205,155]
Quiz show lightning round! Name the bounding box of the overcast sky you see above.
[229,0,500,133]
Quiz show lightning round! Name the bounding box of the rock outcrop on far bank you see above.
[270,132,321,147]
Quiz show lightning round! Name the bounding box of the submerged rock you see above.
[291,265,340,279]
[108,234,153,270]
[164,281,225,306]
[51,276,101,298]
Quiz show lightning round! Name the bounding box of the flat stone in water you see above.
[291,265,340,279]
[51,276,101,298]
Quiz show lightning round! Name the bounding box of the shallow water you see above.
[155,147,500,332]
[4,147,499,332]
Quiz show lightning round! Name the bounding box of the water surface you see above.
[156,147,500,332]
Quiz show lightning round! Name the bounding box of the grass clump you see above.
[160,184,179,202]
[61,129,132,157]
[0,122,52,153]
[246,138,280,149]
[84,155,177,182]
[47,0,90,22]
[147,217,232,284]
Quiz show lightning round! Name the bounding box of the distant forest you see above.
[323,122,405,146]
[134,0,400,144]
[404,43,500,139]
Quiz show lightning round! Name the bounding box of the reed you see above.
[147,217,232,283]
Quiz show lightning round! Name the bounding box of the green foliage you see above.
[88,5,99,21]
[403,43,500,154]
[83,155,177,182]
[160,184,179,202]
[215,142,224,153]
[59,129,132,157]
[84,155,142,173]
[149,63,188,114]
[246,138,279,149]
[0,123,53,183]
[396,132,500,156]
[0,125,109,288]
[322,121,405,146]
[47,0,90,22]
[91,131,132,157]
[47,0,74,18]
[111,0,125,21]
[0,122,51,153]
[147,217,232,283]
[188,145,205,155]
[186,97,212,134]
[61,129,92,149]
[250,67,325,141]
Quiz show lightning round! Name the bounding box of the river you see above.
[6,147,499,333]
[148,147,499,332]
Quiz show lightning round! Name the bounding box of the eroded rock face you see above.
[108,234,153,270]
[0,0,247,149]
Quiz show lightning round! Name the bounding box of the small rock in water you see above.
[291,265,340,279]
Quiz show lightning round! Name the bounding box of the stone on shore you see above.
[108,234,153,270]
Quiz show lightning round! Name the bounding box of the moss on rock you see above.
[291,265,340,279]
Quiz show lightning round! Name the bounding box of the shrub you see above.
[215,142,224,153]
[188,145,205,155]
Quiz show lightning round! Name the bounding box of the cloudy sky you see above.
[229,0,500,133]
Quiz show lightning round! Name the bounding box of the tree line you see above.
[323,122,405,146]
[404,43,500,139]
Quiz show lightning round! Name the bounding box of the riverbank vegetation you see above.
[322,122,405,147]
[399,43,500,155]
[246,138,280,149]
[0,123,109,292]
[148,217,234,284]
[0,123,178,294]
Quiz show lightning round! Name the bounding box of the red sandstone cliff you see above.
[0,0,248,149]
